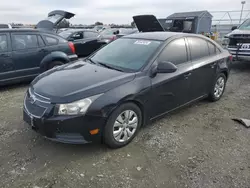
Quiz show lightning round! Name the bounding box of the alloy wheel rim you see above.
[214,77,225,98]
[113,110,138,143]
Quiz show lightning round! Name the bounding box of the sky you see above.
[0,0,249,24]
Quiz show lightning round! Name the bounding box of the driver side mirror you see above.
[157,61,177,73]
[231,26,237,31]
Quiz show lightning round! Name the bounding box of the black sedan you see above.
[59,29,105,57]
[23,32,232,148]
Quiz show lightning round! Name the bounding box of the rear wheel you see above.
[47,61,64,70]
[104,103,142,148]
[208,73,226,102]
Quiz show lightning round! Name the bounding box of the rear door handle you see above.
[184,72,192,79]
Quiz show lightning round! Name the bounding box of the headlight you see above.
[223,38,230,46]
[56,94,102,115]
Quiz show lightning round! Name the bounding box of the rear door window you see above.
[187,37,209,60]
[158,38,188,65]
[43,36,58,45]
[12,34,38,50]
[0,35,8,52]
[207,41,221,55]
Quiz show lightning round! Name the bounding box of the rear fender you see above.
[40,51,70,71]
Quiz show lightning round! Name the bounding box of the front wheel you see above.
[208,73,227,102]
[103,103,142,148]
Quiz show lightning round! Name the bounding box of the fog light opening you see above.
[90,129,99,135]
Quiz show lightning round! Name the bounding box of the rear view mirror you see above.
[231,26,237,31]
[157,61,177,73]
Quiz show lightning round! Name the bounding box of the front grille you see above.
[231,34,250,38]
[24,89,51,118]
[24,95,46,118]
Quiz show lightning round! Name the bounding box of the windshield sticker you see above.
[134,40,151,45]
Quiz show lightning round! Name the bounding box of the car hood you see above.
[226,29,250,38]
[36,10,75,31]
[133,15,165,32]
[31,60,136,103]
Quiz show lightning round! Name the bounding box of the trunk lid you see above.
[36,10,75,31]
[133,15,165,32]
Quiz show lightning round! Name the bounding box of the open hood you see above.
[133,15,165,32]
[36,10,75,30]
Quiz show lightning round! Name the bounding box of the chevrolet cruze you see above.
[23,32,231,148]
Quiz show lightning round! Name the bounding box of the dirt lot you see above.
[1,61,250,188]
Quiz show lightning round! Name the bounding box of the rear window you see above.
[100,29,118,35]
[44,36,58,45]
[84,31,98,38]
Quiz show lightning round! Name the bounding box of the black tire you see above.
[103,103,142,149]
[47,61,64,70]
[208,73,227,102]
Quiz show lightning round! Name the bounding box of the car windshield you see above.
[59,30,74,38]
[238,19,250,30]
[90,38,162,72]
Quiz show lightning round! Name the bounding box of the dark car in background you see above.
[23,31,232,148]
[59,29,106,57]
[0,29,77,85]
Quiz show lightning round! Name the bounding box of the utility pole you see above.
[239,1,246,24]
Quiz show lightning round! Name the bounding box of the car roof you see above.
[60,29,97,33]
[123,31,187,41]
[123,31,218,42]
[0,28,55,34]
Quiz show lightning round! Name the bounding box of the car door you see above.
[0,33,15,82]
[11,33,44,77]
[150,38,193,119]
[186,37,218,100]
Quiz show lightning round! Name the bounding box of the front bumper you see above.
[23,91,106,144]
[228,47,250,61]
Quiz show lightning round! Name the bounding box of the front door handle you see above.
[184,72,192,79]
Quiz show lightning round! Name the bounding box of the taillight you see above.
[111,36,117,41]
[68,42,75,54]
[229,55,233,61]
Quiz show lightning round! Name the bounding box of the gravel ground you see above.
[1,61,250,188]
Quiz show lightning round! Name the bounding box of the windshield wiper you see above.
[86,58,98,65]
[98,62,124,72]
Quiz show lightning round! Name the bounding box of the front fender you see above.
[87,74,151,121]
[40,51,70,71]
